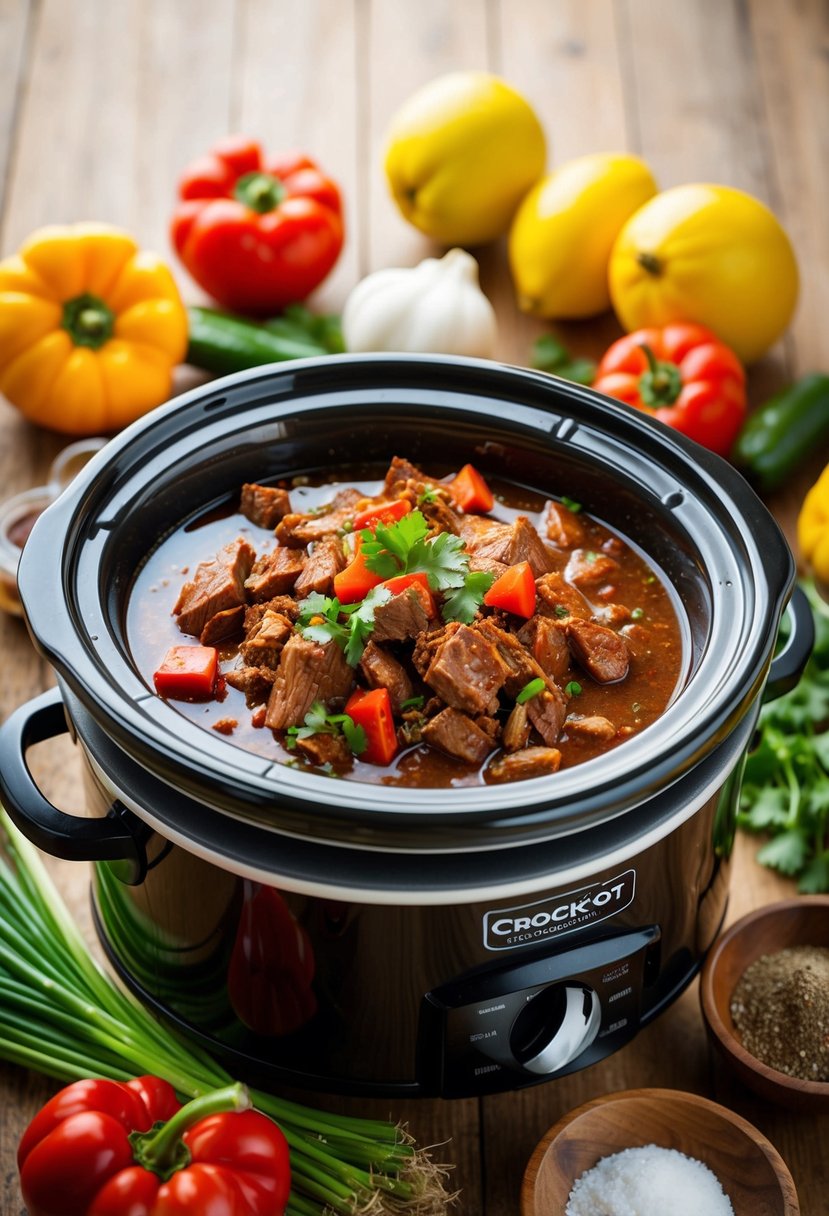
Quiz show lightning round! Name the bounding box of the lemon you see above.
[609,184,799,364]
[507,153,658,319]
[383,72,546,247]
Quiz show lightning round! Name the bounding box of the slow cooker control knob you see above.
[510,982,601,1076]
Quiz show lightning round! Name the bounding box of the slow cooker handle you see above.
[0,687,148,882]
[764,584,815,702]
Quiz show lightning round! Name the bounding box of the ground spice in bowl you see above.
[730,945,829,1081]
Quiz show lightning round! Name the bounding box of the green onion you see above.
[565,681,583,697]
[631,607,645,620]
[400,695,425,711]
[560,496,582,514]
[0,807,451,1214]
[516,677,546,704]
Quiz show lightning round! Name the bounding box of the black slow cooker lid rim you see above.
[20,354,793,839]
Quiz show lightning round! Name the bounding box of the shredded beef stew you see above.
[128,459,685,787]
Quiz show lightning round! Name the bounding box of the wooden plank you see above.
[0,0,32,217]
[231,0,360,313]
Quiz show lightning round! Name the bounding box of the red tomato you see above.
[344,687,398,766]
[153,645,218,700]
[171,136,344,314]
[592,323,747,458]
[353,499,411,530]
[448,464,495,513]
[484,561,536,617]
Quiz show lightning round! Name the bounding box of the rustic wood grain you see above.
[0,1,827,1213]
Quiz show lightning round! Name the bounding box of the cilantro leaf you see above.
[798,851,829,894]
[442,570,495,624]
[407,530,469,590]
[285,700,367,756]
[756,829,810,876]
[361,508,473,593]
[342,585,392,666]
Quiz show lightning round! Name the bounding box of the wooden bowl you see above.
[521,1088,799,1216]
[700,896,829,1112]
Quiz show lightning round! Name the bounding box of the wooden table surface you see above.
[1,1,828,1212]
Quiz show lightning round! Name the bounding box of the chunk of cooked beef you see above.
[174,538,256,638]
[474,618,544,696]
[359,640,414,713]
[244,596,299,631]
[199,605,245,646]
[244,547,305,600]
[544,500,587,549]
[224,664,277,707]
[535,572,592,622]
[398,479,463,535]
[294,733,353,767]
[411,621,461,678]
[240,483,291,529]
[240,610,294,667]
[502,702,531,752]
[565,548,620,589]
[619,621,652,660]
[526,682,567,746]
[516,615,571,681]
[275,487,362,547]
[264,635,354,730]
[467,554,509,579]
[465,515,555,576]
[424,624,508,715]
[566,619,630,683]
[372,585,433,643]
[593,602,632,628]
[294,535,346,598]
[421,707,495,765]
[566,714,617,740]
[457,513,507,550]
[383,456,428,498]
[212,717,238,735]
[487,746,562,782]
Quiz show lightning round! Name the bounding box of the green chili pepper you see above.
[732,373,829,492]
[185,305,344,375]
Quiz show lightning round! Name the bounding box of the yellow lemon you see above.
[508,152,658,318]
[609,183,799,364]
[383,72,546,247]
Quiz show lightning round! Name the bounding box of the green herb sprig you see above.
[286,700,367,755]
[738,580,829,892]
[297,586,392,666]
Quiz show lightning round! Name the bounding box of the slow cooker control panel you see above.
[418,926,660,1097]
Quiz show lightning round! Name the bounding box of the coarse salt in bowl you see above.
[565,1144,733,1215]
[520,1088,799,1216]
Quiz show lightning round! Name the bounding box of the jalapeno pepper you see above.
[732,373,829,492]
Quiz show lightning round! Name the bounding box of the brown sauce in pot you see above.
[127,463,686,789]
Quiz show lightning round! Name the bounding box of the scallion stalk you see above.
[0,807,451,1214]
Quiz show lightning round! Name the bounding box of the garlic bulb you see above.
[342,247,497,357]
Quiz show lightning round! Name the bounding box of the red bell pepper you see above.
[171,135,344,314]
[344,687,398,766]
[153,644,218,700]
[448,463,495,513]
[18,1076,290,1216]
[592,323,747,457]
[484,561,536,617]
[333,541,383,604]
[352,499,411,530]
[228,882,317,1037]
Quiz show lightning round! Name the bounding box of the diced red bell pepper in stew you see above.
[448,463,494,513]
[484,561,536,618]
[353,498,411,530]
[153,645,218,699]
[333,543,383,604]
[344,687,398,766]
[382,571,438,617]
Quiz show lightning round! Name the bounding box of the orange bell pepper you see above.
[448,463,495,513]
[344,687,398,766]
[484,561,536,617]
[0,224,187,435]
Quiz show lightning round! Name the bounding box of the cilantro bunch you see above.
[738,579,829,892]
[296,586,391,666]
[360,509,493,623]
[286,700,367,755]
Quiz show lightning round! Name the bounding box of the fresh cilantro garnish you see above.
[285,700,367,755]
[565,681,582,696]
[737,579,829,892]
[516,677,546,704]
[400,694,425,711]
[531,334,597,386]
[296,586,391,667]
[361,509,472,592]
[418,485,440,504]
[554,605,570,619]
[441,570,495,624]
[560,495,582,514]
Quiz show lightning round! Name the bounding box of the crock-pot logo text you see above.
[483,871,636,951]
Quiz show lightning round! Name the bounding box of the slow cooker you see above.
[0,355,812,1098]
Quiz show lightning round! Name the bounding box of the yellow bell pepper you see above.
[0,223,188,435]
[798,462,829,585]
